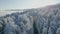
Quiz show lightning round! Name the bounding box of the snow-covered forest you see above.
[0,4,60,34]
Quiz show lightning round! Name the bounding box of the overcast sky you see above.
[0,0,60,10]
[0,0,60,16]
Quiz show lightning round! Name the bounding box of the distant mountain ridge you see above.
[0,3,60,34]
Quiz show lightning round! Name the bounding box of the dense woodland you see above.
[0,4,60,34]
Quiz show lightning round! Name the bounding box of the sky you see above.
[0,0,60,16]
[0,0,60,10]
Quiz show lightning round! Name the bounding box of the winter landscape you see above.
[0,0,60,34]
[0,3,60,34]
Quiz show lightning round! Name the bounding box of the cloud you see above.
[32,0,60,8]
[0,11,16,16]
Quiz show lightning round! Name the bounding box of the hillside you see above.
[0,3,60,34]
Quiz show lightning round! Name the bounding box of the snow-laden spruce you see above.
[0,3,60,34]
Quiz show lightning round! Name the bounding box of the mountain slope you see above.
[0,3,60,34]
